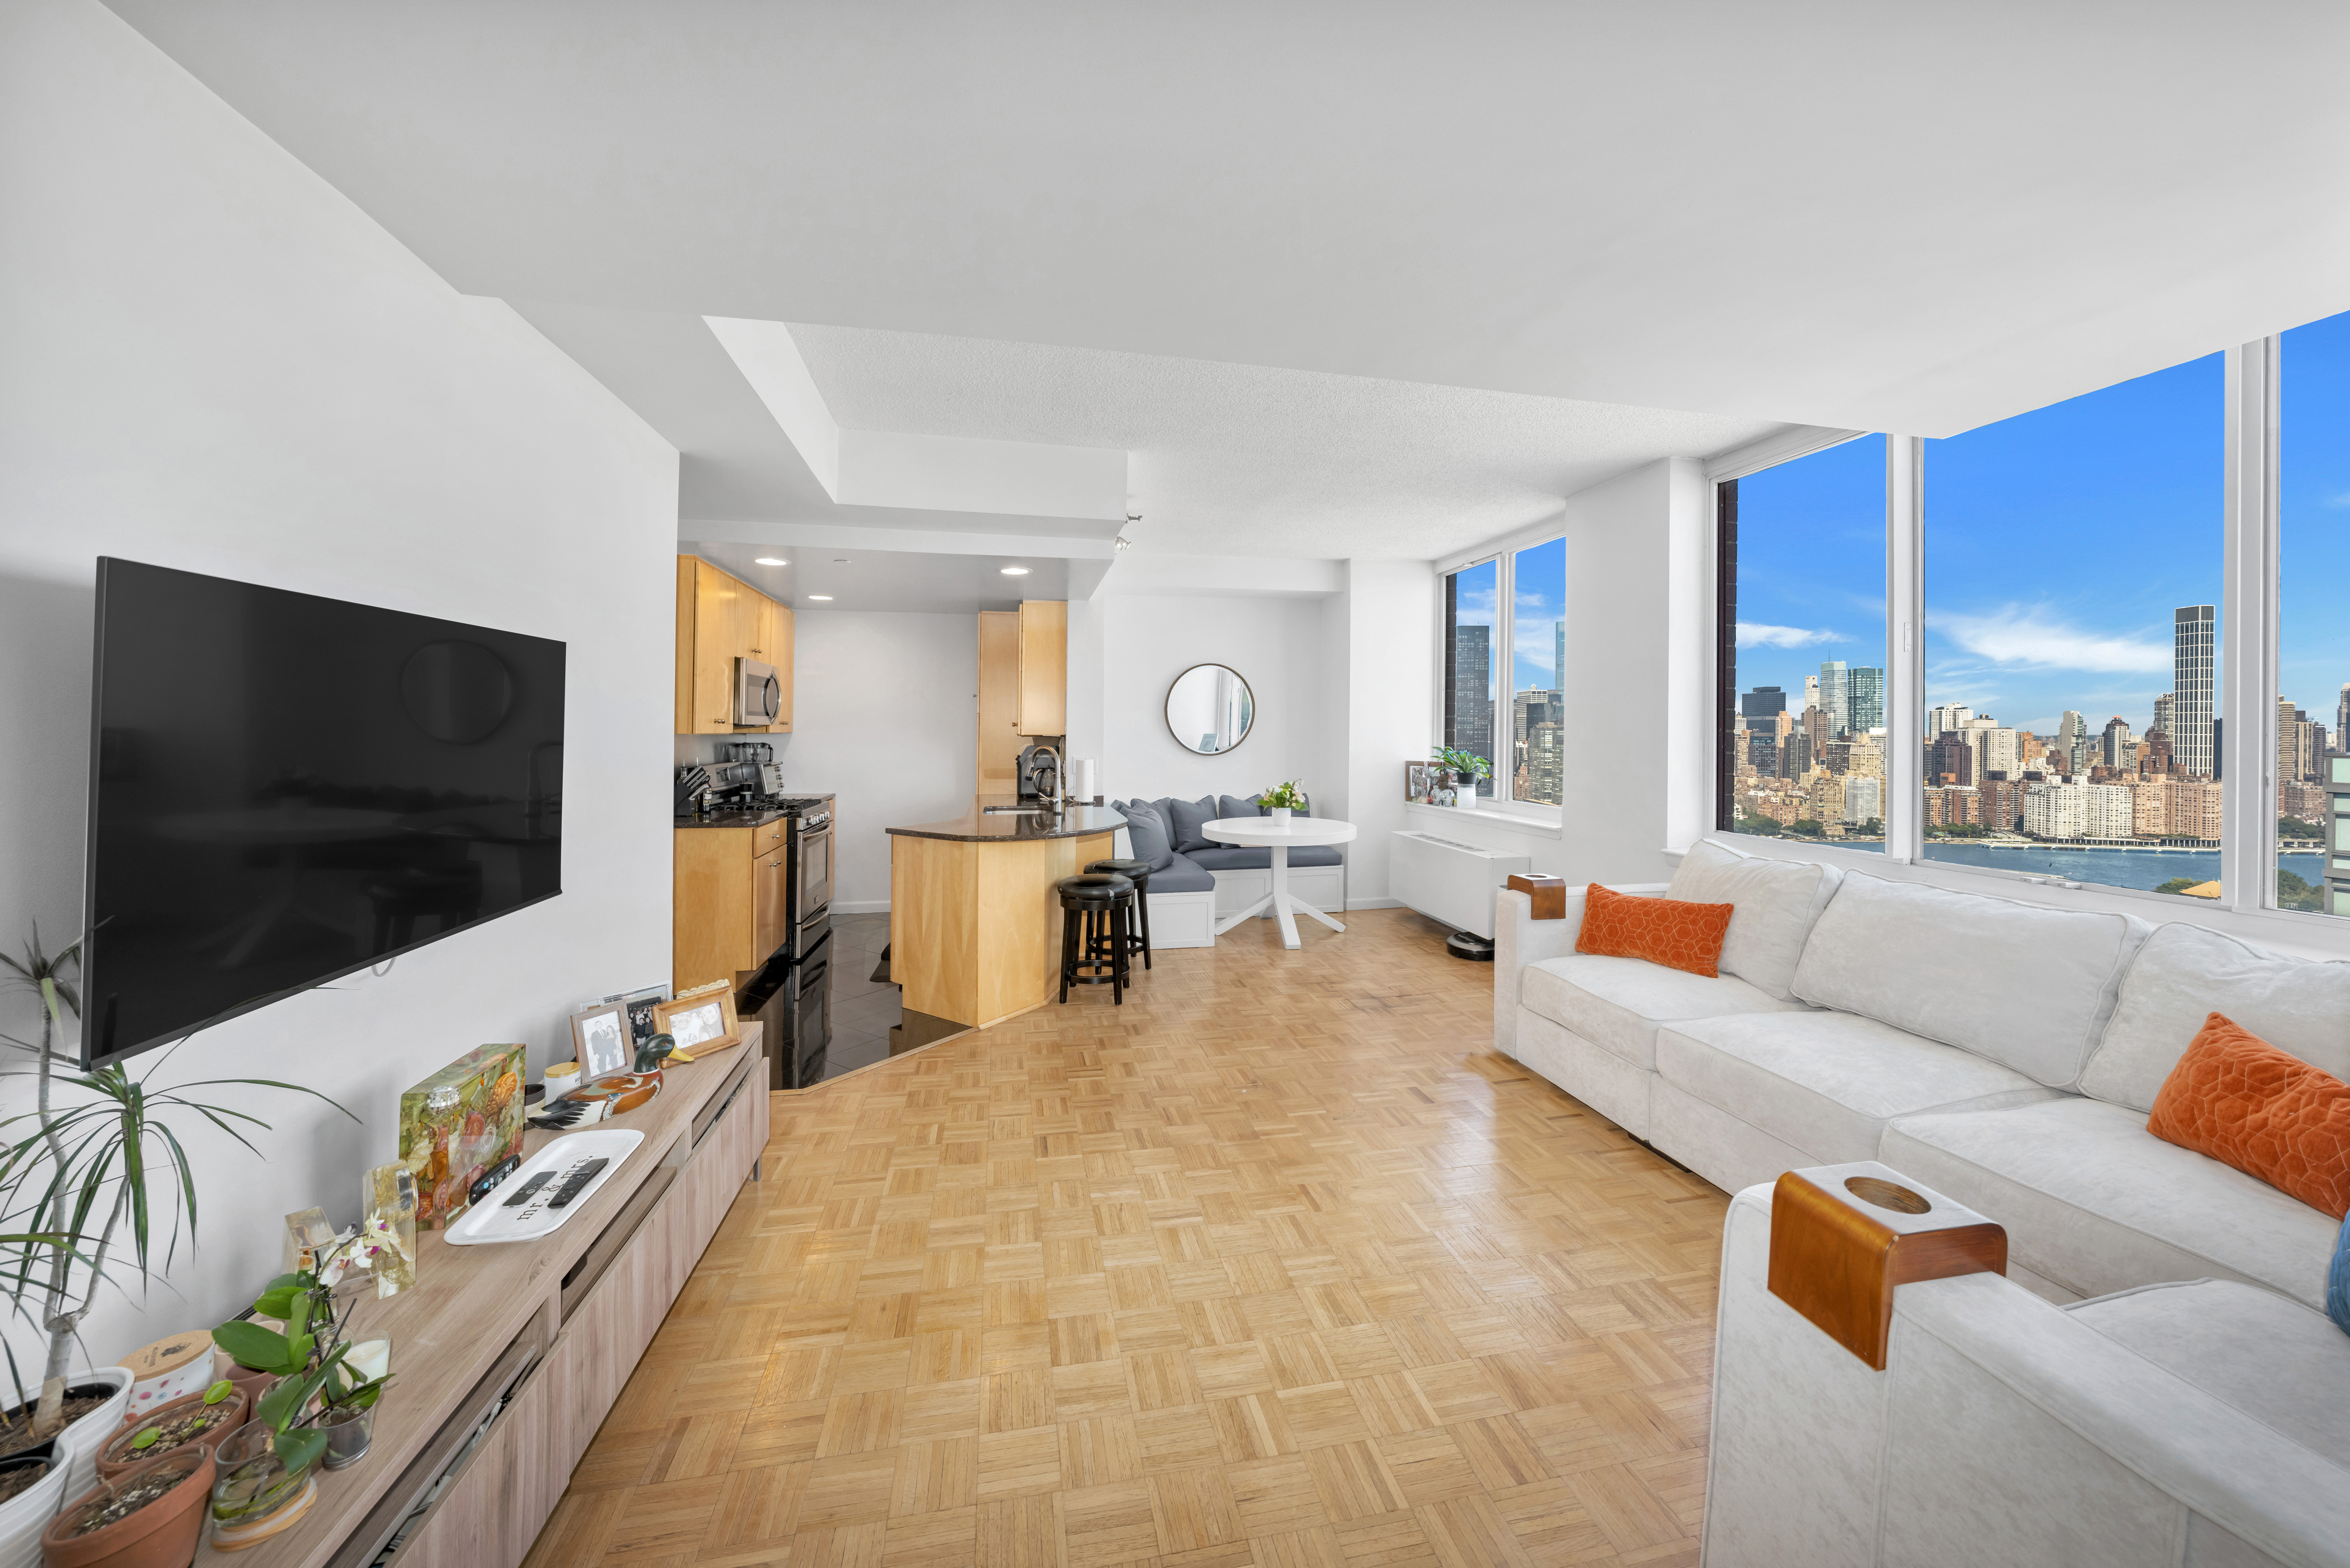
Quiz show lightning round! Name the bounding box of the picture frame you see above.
[582,982,671,1047]
[570,1001,632,1083]
[1405,761,1434,804]
[653,990,742,1060]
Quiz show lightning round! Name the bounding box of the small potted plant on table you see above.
[38,1447,213,1568]
[1432,747,1491,808]
[1255,781,1307,823]
[93,1382,246,1481]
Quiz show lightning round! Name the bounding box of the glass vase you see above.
[208,1420,317,1550]
[320,1406,374,1470]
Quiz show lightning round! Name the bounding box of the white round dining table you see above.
[1199,816,1357,949]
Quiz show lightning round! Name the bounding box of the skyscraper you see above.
[2057,711,2088,775]
[1553,621,1564,694]
[1449,623,1491,770]
[1818,661,1850,736]
[2337,684,2350,758]
[2173,605,2215,777]
[1927,703,1974,738]
[1847,667,1884,734]
[1740,686,1787,723]
[2153,693,2174,745]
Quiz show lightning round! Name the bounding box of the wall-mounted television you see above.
[80,559,566,1066]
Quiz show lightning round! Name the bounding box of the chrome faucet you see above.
[1033,745,1063,812]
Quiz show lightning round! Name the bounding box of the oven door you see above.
[733,658,781,726]
[796,821,832,916]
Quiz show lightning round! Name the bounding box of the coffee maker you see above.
[1016,740,1062,802]
[725,741,786,801]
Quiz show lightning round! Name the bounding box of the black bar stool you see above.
[1056,872,1135,1004]
[1084,857,1154,970]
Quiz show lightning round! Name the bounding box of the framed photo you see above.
[653,990,742,1060]
[1405,761,1434,804]
[584,983,670,1047]
[570,1002,632,1083]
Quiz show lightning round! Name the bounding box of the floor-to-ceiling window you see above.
[1716,435,1888,846]
[1920,353,2225,895]
[1508,538,1567,807]
[2278,309,2350,915]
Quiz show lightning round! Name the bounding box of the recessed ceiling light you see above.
[755,556,786,566]
[833,558,850,563]
[808,594,833,601]
[1000,566,1030,576]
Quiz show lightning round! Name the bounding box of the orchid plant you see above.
[213,1225,400,1473]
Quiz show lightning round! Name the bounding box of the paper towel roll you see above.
[1076,758,1096,803]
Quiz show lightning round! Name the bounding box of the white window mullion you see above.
[2220,339,2280,911]
[1885,436,1925,862]
[1494,548,1514,799]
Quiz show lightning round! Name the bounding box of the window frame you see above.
[1435,521,1568,827]
[1705,335,2342,939]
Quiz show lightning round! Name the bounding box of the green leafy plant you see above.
[214,1233,394,1473]
[1256,781,1307,810]
[0,925,355,1439]
[1431,747,1491,781]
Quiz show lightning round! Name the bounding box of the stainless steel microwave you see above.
[733,657,781,726]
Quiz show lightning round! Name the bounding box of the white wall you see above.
[0,0,676,1358]
[1334,561,1432,905]
[1101,594,1336,809]
[780,611,979,910]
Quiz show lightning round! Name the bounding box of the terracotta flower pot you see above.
[41,1448,213,1568]
[211,1354,274,1411]
[94,1392,248,1481]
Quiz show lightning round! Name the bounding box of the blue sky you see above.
[1448,536,1568,700]
[1734,311,2350,739]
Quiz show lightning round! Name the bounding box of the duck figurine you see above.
[526,1035,674,1130]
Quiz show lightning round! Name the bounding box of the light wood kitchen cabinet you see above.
[1015,599,1068,736]
[674,555,793,734]
[978,610,1024,791]
[675,823,795,995]
[753,845,786,964]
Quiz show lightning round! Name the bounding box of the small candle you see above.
[347,1336,392,1384]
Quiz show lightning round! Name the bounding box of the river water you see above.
[1872,841,2327,891]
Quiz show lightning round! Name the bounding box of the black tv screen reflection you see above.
[81,559,565,1066]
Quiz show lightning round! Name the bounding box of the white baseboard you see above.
[830,900,890,915]
[1344,897,1404,910]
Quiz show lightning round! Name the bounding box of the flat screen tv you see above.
[81,559,565,1066]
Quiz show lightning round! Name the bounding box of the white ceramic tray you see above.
[443,1129,644,1245]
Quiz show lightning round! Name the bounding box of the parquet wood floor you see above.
[525,908,1728,1568]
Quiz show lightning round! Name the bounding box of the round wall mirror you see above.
[1165,664,1254,754]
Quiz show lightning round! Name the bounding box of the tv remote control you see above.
[501,1171,554,1207]
[546,1157,610,1209]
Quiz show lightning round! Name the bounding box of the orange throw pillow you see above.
[1574,883,1734,979]
[2147,1012,2350,1219]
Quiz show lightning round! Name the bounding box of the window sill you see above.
[1404,800,1559,838]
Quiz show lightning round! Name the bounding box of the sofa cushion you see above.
[1576,883,1734,978]
[1790,871,2151,1090]
[1881,1095,2341,1308]
[1185,844,1343,870]
[2067,1279,2350,1462]
[1216,795,1263,820]
[1142,852,1215,894]
[1655,1012,2058,1167]
[1115,800,1176,871]
[2083,920,2350,1114]
[1166,796,1219,853]
[1520,953,1809,1071]
[1665,838,1844,1000]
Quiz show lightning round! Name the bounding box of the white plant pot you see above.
[1268,807,1291,823]
[0,1364,134,1566]
[0,1452,65,1568]
[49,1366,133,1504]
[1455,783,1476,808]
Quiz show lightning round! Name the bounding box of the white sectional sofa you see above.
[1496,836,2350,1308]
[1495,836,2350,1565]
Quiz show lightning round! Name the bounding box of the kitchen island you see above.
[887,798,1125,1027]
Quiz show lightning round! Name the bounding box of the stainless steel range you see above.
[737,795,832,1088]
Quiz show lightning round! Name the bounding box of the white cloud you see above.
[1736,621,1842,649]
[1931,605,2170,673]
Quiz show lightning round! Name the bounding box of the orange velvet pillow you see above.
[1574,882,1734,978]
[2147,1012,2350,1219]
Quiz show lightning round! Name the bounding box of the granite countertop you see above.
[886,796,1125,843]
[674,792,834,830]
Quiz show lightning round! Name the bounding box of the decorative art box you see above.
[399,1044,527,1229]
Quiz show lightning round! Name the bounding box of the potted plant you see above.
[1432,747,1491,808]
[202,1338,378,1551]
[0,927,351,1518]
[93,1383,245,1481]
[1256,781,1307,824]
[39,1447,212,1568]
[0,1440,63,1568]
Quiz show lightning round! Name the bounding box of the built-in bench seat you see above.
[1110,793,1345,948]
